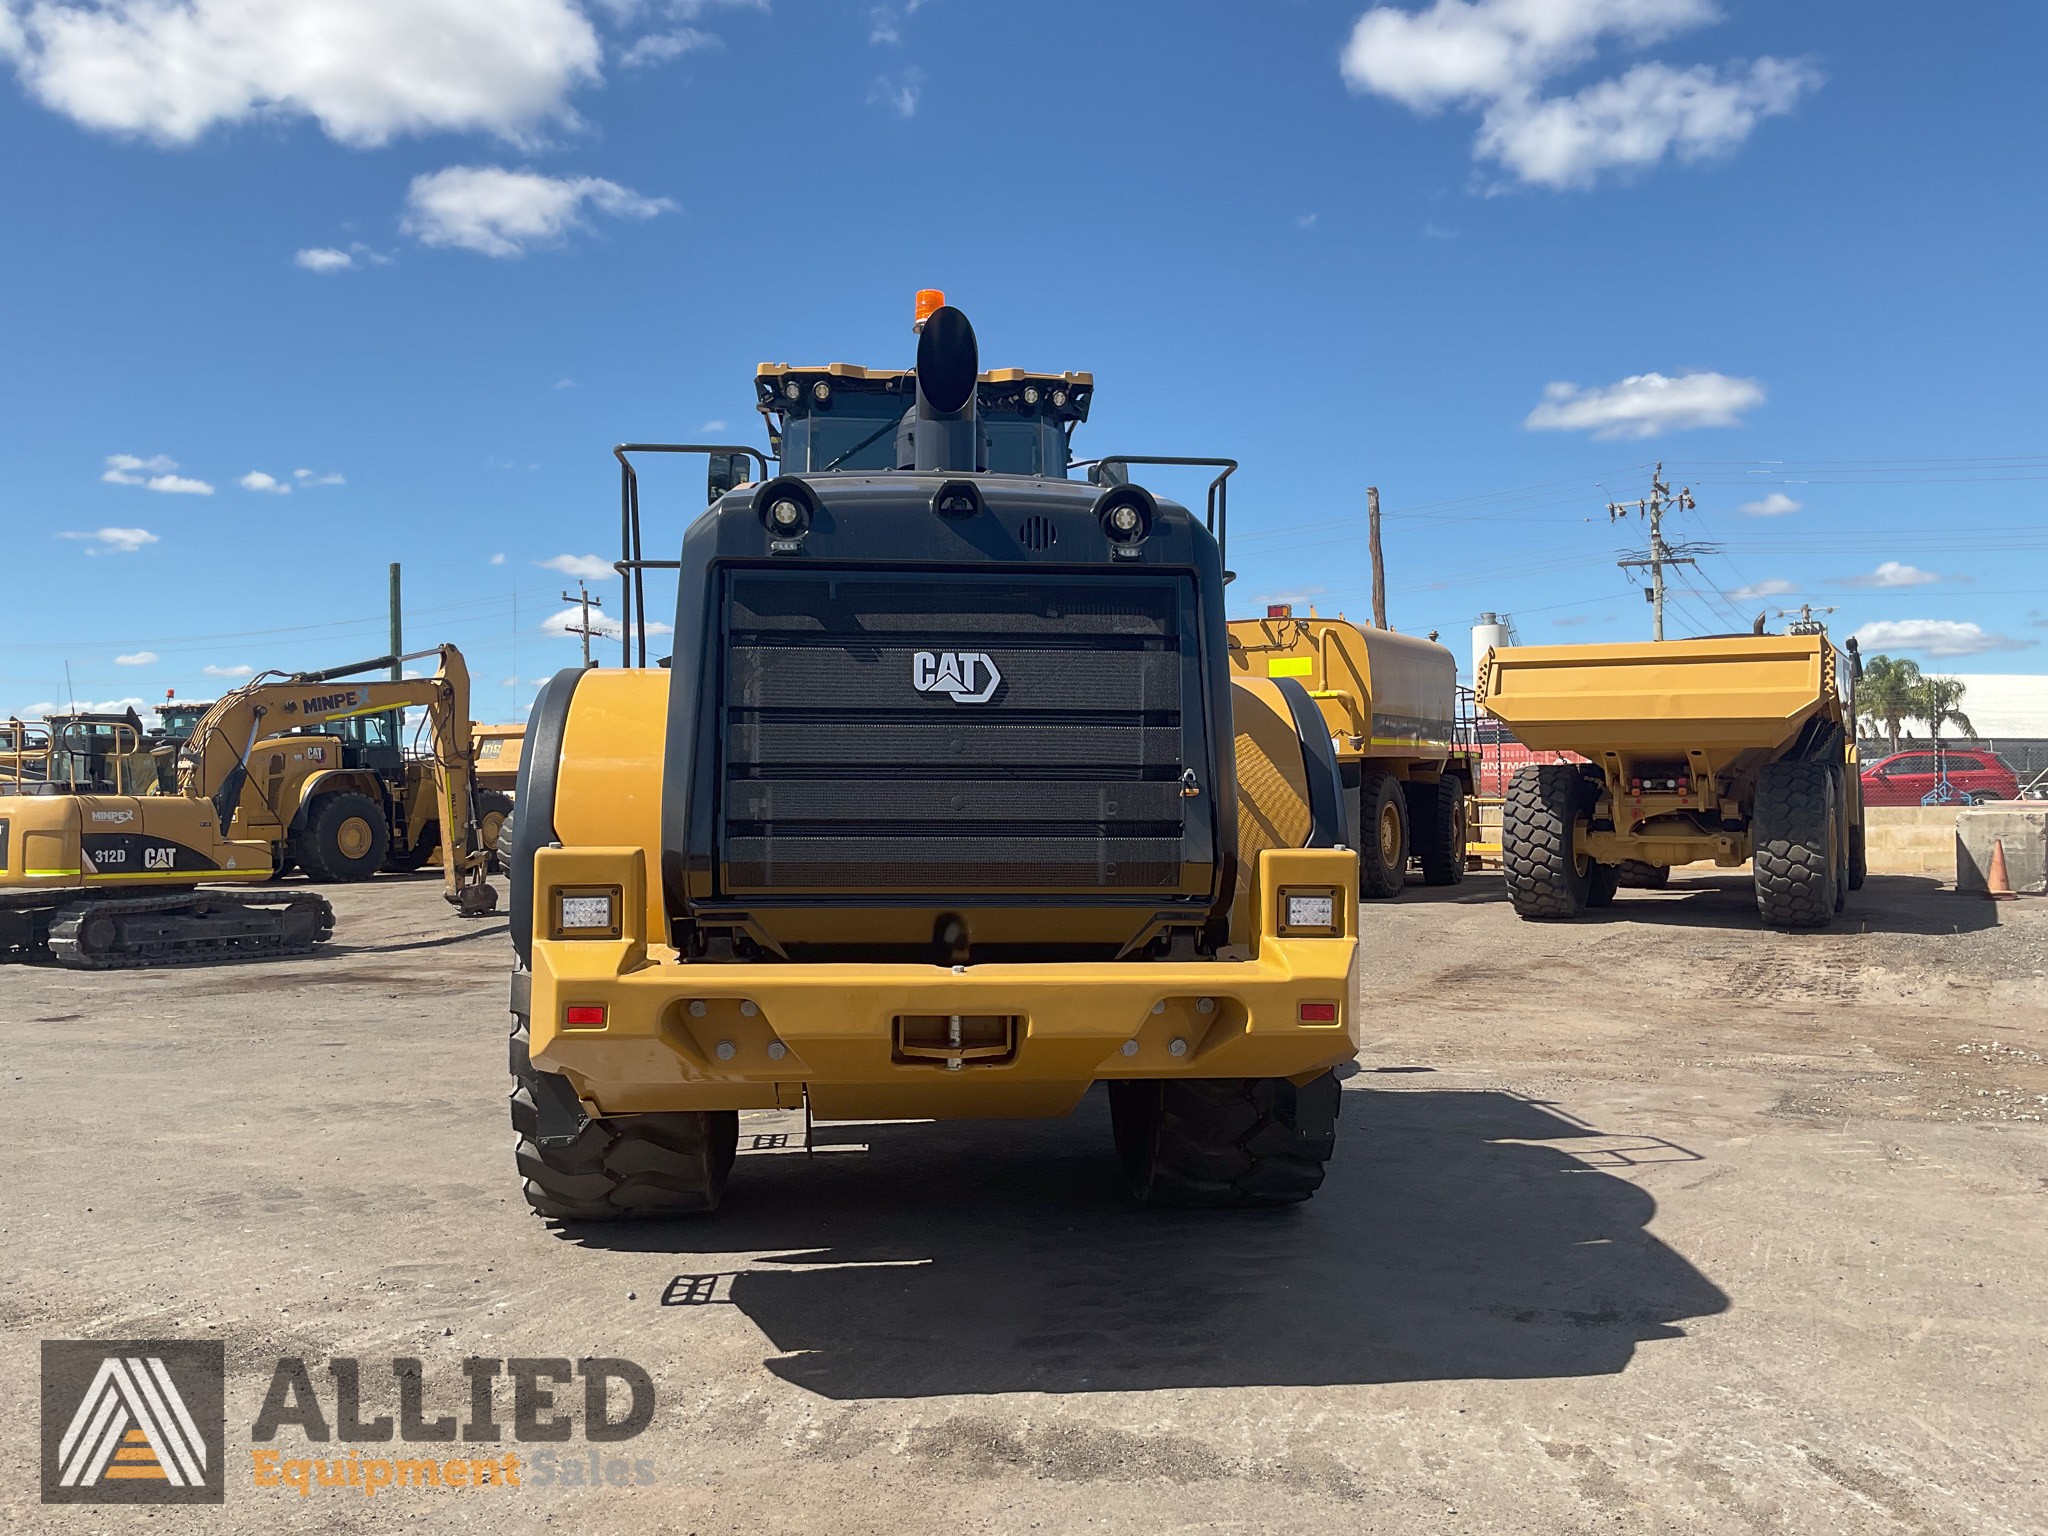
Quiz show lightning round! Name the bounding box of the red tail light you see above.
[565,1005,606,1026]
[1298,1002,1338,1024]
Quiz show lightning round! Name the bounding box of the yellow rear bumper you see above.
[526,845,1360,1121]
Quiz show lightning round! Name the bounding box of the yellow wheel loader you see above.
[505,300,1361,1217]
[174,646,501,910]
[0,714,331,968]
[1478,627,1863,929]
[1228,609,1473,897]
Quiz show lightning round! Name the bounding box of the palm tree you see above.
[1914,674,1978,744]
[1857,654,1921,752]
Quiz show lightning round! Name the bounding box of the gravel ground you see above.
[1,868,2043,1534]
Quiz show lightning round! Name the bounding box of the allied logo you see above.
[912,650,1002,704]
[42,1340,225,1505]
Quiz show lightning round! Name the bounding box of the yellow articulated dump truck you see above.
[1478,629,1864,929]
[1229,607,1471,896]
[505,299,1360,1217]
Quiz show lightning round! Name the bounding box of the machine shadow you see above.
[564,1087,1730,1400]
[1402,872,1991,935]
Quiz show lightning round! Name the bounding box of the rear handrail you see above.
[1081,456,1237,577]
[614,443,775,668]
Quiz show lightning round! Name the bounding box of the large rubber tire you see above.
[1108,1073,1340,1207]
[1753,759,1839,929]
[1357,769,1409,899]
[1406,777,1468,887]
[383,827,436,873]
[1616,859,1670,889]
[1502,764,1593,919]
[510,1018,737,1220]
[475,789,515,873]
[296,792,390,883]
[1847,817,1867,891]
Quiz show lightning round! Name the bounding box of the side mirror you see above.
[707,453,749,504]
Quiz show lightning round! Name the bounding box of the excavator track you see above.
[45,890,334,970]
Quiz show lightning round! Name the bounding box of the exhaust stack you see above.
[909,305,979,473]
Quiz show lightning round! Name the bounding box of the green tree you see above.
[1914,674,1978,743]
[1857,654,1921,752]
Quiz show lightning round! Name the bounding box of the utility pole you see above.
[388,563,403,681]
[1366,485,1387,630]
[561,583,604,669]
[1609,463,1705,642]
[1774,603,1838,632]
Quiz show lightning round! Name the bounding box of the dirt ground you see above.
[2,869,2044,1534]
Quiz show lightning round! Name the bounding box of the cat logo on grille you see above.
[911,650,1002,704]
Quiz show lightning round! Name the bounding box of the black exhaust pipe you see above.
[910,305,979,473]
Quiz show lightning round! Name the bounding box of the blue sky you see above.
[4,0,2044,723]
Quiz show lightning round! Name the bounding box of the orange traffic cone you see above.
[1985,837,2017,901]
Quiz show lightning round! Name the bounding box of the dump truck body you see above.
[1227,611,1474,895]
[472,722,526,796]
[1479,632,1862,927]
[506,301,1359,1218]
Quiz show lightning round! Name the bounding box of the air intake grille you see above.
[721,569,1193,895]
[1018,515,1058,551]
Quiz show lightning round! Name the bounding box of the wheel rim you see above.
[1378,802,1401,867]
[480,811,506,851]
[336,816,374,860]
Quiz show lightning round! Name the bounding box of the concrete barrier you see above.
[1956,803,2048,894]
[1467,798,1970,882]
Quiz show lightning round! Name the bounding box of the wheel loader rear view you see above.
[506,298,1361,1217]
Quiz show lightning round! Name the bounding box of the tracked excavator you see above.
[1,648,496,968]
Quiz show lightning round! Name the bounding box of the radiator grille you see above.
[721,570,1192,894]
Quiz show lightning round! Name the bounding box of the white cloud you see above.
[59,526,159,553]
[114,650,158,665]
[15,695,149,718]
[868,67,923,118]
[490,552,507,565]
[539,553,615,580]
[1340,0,1818,190]
[1478,59,1818,190]
[1730,577,1794,600]
[700,419,728,432]
[621,26,713,67]
[148,472,213,493]
[403,166,675,257]
[203,663,255,678]
[101,452,175,484]
[0,0,601,148]
[294,246,355,272]
[1851,620,2030,659]
[1739,491,1801,517]
[239,470,290,494]
[1296,212,1319,228]
[1843,561,1939,589]
[552,377,579,390]
[1524,370,1763,439]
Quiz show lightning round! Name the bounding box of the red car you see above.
[1860,747,2019,806]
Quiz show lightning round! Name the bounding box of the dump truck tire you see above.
[509,1018,737,1220]
[1407,777,1467,887]
[1753,759,1838,929]
[1108,1073,1340,1207]
[1502,764,1592,919]
[1357,769,1409,899]
[1847,818,1867,891]
[296,792,390,883]
[1616,859,1669,888]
